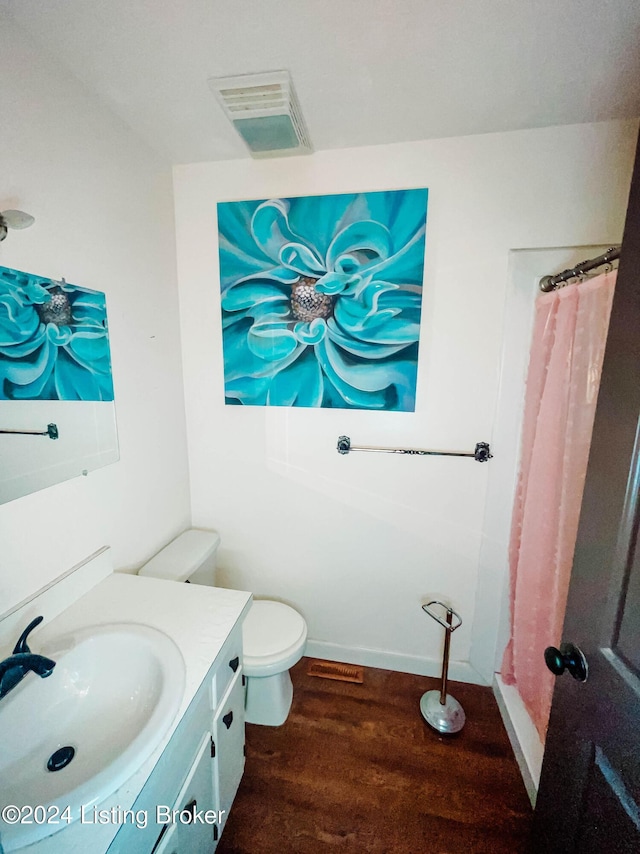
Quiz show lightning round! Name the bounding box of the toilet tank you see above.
[138,529,221,586]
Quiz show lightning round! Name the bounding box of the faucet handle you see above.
[12,616,44,654]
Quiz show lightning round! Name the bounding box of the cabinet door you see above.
[152,822,178,854]
[211,625,243,708]
[172,731,220,854]
[213,670,246,835]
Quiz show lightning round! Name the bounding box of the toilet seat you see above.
[242,600,307,677]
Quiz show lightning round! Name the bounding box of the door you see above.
[532,138,640,849]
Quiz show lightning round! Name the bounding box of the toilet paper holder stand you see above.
[420,601,466,734]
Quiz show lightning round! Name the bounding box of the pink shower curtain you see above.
[501,270,616,740]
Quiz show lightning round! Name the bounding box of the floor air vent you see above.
[307,660,364,683]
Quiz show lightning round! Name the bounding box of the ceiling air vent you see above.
[208,70,312,159]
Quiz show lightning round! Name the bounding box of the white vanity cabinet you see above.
[107,623,245,854]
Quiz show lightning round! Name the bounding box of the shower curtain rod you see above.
[538,246,620,292]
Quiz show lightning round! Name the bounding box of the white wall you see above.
[174,119,638,682]
[0,18,191,611]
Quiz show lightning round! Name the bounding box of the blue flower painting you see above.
[0,265,114,401]
[218,189,428,410]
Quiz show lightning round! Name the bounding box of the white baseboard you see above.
[493,674,545,807]
[305,639,489,686]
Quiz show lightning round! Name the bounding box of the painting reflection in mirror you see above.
[0,265,114,401]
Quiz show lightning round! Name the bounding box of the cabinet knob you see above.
[229,656,240,672]
[222,710,234,730]
[182,799,197,824]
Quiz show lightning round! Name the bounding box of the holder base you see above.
[420,689,466,734]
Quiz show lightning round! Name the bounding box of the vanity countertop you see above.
[4,559,251,854]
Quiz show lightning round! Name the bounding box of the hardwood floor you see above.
[218,659,533,853]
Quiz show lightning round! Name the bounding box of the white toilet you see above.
[138,528,307,726]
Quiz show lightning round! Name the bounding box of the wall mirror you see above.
[0,264,119,504]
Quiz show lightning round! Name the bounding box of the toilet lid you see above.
[242,600,306,658]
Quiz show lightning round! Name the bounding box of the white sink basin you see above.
[0,623,185,850]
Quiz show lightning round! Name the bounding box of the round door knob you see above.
[544,642,588,682]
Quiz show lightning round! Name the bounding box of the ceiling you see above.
[2,0,640,164]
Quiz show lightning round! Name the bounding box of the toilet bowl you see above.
[138,529,307,726]
[242,599,307,726]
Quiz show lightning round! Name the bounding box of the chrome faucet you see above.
[0,616,56,700]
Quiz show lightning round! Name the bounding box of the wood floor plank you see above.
[218,658,532,853]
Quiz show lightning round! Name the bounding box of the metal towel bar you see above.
[0,423,59,439]
[336,436,492,461]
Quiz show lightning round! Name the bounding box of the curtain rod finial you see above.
[539,276,555,293]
